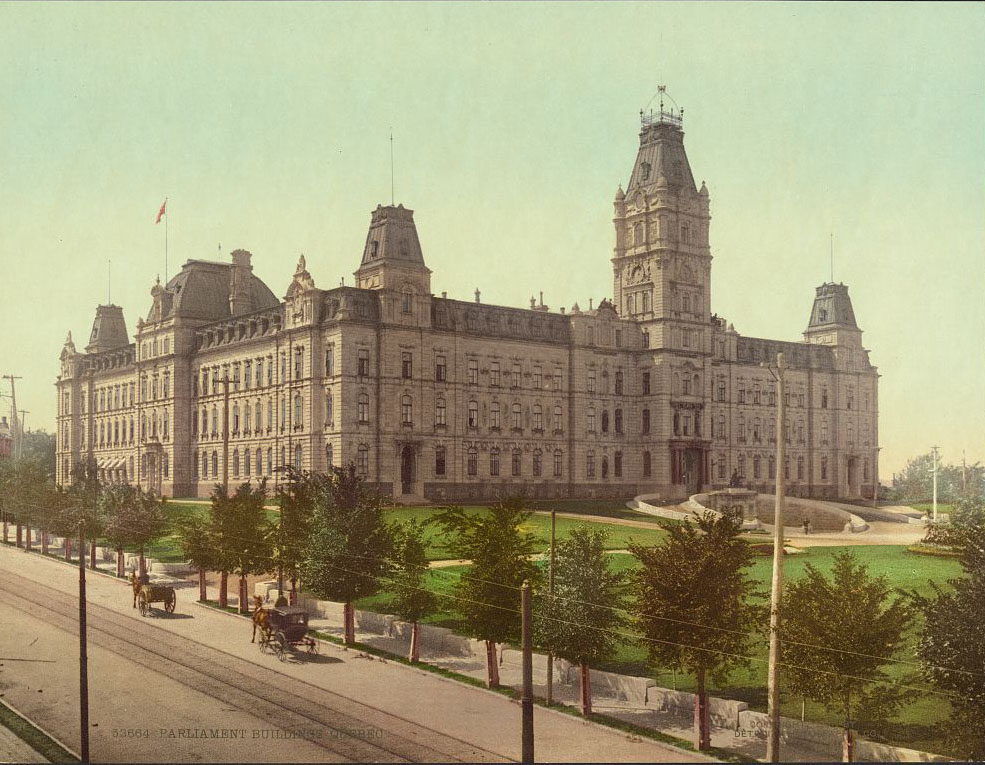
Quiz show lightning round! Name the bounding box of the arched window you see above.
[256,448,263,476]
[601,456,609,479]
[256,399,263,431]
[753,455,761,479]
[615,371,623,394]
[615,408,623,434]
[634,221,644,246]
[232,449,239,477]
[280,446,286,468]
[129,418,134,443]
[243,403,251,432]
[326,443,333,469]
[682,293,690,313]
[769,455,776,479]
[467,447,478,477]
[202,408,208,434]
[512,449,522,477]
[202,452,208,477]
[602,410,610,433]
[211,407,218,435]
[489,448,500,477]
[212,451,219,477]
[294,443,303,470]
[553,449,563,477]
[532,449,542,477]
[244,448,251,477]
[401,395,413,425]
[643,451,651,477]
[294,394,303,427]
[467,400,479,428]
[586,451,596,478]
[163,454,169,479]
[266,448,272,474]
[325,392,333,424]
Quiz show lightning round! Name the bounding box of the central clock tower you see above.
[611,99,712,353]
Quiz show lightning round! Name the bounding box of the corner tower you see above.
[354,204,431,295]
[611,92,711,352]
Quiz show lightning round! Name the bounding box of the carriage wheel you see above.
[138,593,149,617]
[275,632,289,662]
[165,591,176,614]
[259,635,271,654]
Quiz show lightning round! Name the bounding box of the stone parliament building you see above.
[56,104,879,502]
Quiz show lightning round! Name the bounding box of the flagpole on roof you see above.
[165,200,168,282]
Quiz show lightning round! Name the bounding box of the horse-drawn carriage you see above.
[256,605,318,661]
[130,573,176,617]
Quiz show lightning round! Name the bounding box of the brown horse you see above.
[129,572,149,608]
[251,595,269,643]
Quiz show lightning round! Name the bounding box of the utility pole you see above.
[19,410,28,455]
[3,375,22,459]
[546,509,556,706]
[78,518,90,764]
[931,445,939,523]
[521,580,534,765]
[766,352,787,763]
[222,375,230,497]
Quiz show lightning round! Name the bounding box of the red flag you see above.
[155,199,167,224]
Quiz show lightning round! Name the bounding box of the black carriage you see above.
[258,606,318,661]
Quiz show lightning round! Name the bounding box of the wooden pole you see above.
[546,509,556,705]
[766,352,787,762]
[521,580,534,765]
[78,519,90,763]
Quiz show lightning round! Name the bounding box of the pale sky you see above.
[0,2,982,477]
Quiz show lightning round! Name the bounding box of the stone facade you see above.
[55,104,879,501]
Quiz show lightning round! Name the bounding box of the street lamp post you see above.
[766,352,787,763]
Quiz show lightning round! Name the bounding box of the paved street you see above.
[0,543,712,763]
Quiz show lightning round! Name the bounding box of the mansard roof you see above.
[806,283,859,331]
[153,258,279,322]
[357,204,428,270]
[625,120,698,197]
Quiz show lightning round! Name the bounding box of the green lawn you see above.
[355,544,965,755]
[383,506,669,560]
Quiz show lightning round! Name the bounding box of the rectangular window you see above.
[533,451,542,477]
[533,366,542,389]
[511,450,521,477]
[435,446,446,476]
[490,362,500,387]
[358,349,370,377]
[615,330,622,348]
[553,451,563,477]
[642,372,650,396]
[325,347,334,377]
[490,451,500,477]
[244,361,252,390]
[642,409,650,434]
[401,352,413,379]
[511,363,521,388]
[435,355,446,382]
[467,451,478,477]
[552,369,561,391]
[587,371,596,393]
[468,359,478,385]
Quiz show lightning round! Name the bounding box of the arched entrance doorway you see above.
[400,446,415,495]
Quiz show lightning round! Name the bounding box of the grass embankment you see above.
[909,503,955,516]
[355,543,964,755]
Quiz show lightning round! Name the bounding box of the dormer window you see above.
[819,308,828,322]
[371,240,379,258]
[641,161,651,180]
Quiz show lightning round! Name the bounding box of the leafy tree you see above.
[534,526,624,715]
[782,552,913,762]
[98,481,166,576]
[389,519,437,663]
[300,464,392,644]
[435,497,542,687]
[914,507,985,759]
[273,466,317,603]
[3,458,53,549]
[922,496,985,554]
[21,430,56,478]
[892,451,985,504]
[178,513,220,602]
[209,481,274,613]
[629,510,760,751]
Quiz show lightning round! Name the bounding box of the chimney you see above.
[441,291,447,299]
[474,289,481,304]
[229,249,253,317]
